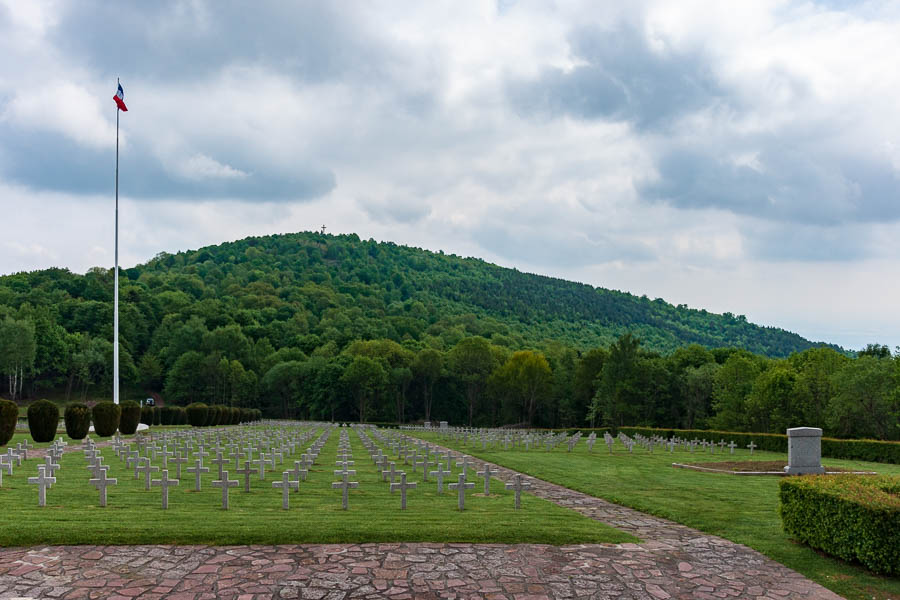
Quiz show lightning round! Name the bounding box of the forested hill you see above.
[130,231,830,355]
[1,231,831,361]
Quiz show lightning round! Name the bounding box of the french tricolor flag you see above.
[113,82,128,112]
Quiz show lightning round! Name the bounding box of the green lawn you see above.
[406,431,900,600]
[0,428,633,547]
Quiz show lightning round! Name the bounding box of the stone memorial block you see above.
[784,427,825,475]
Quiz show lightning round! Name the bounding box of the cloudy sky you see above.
[1,0,899,351]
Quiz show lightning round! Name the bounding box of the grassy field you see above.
[406,431,900,600]
[0,428,634,547]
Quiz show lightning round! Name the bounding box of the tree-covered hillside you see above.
[5,230,877,435]
[137,231,825,355]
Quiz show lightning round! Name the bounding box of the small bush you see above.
[64,403,91,440]
[780,475,900,575]
[229,406,240,425]
[153,405,162,426]
[119,400,141,435]
[91,401,121,437]
[173,406,187,425]
[27,399,59,443]
[0,399,18,446]
[140,406,154,425]
[186,402,209,427]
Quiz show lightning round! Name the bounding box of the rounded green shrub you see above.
[158,405,173,425]
[174,406,187,425]
[119,400,141,435]
[91,401,121,437]
[27,399,59,443]
[229,406,240,425]
[140,406,154,425]
[214,405,226,426]
[0,399,18,446]
[63,403,91,440]
[186,402,209,427]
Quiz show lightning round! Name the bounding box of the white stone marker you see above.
[136,458,160,490]
[448,473,475,511]
[430,463,451,494]
[505,474,531,510]
[332,474,358,510]
[151,469,179,509]
[784,427,825,475]
[273,472,299,509]
[235,460,254,492]
[390,472,417,510]
[90,468,118,507]
[213,471,240,509]
[186,459,210,491]
[28,465,56,507]
[476,464,496,495]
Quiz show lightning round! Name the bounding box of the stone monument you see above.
[784,427,825,475]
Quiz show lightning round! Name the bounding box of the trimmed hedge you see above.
[780,475,900,575]
[186,403,209,427]
[140,406,154,426]
[27,399,59,443]
[617,426,900,465]
[173,406,187,425]
[158,406,174,425]
[119,400,141,435]
[153,405,162,426]
[64,403,91,440]
[0,399,18,446]
[91,401,121,437]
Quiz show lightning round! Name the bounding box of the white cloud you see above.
[1,0,900,350]
[2,81,118,149]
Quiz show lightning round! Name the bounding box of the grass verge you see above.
[0,428,634,547]
[407,431,900,600]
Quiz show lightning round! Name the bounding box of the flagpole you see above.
[113,78,120,406]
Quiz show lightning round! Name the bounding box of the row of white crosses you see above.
[404,424,766,458]
[368,427,533,511]
[22,422,332,509]
[331,427,358,510]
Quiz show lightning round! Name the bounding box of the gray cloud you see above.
[50,1,390,84]
[506,24,722,130]
[357,195,431,225]
[640,144,900,226]
[0,124,335,201]
[473,221,654,268]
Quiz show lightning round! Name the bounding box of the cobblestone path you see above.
[0,442,843,599]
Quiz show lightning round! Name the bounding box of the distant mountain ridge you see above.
[126,231,835,357]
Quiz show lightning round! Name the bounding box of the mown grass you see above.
[407,431,900,600]
[0,428,634,547]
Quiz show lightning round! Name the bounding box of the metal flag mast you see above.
[113,77,120,405]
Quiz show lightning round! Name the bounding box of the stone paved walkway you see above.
[0,441,844,599]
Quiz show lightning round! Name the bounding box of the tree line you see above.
[2,231,891,439]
